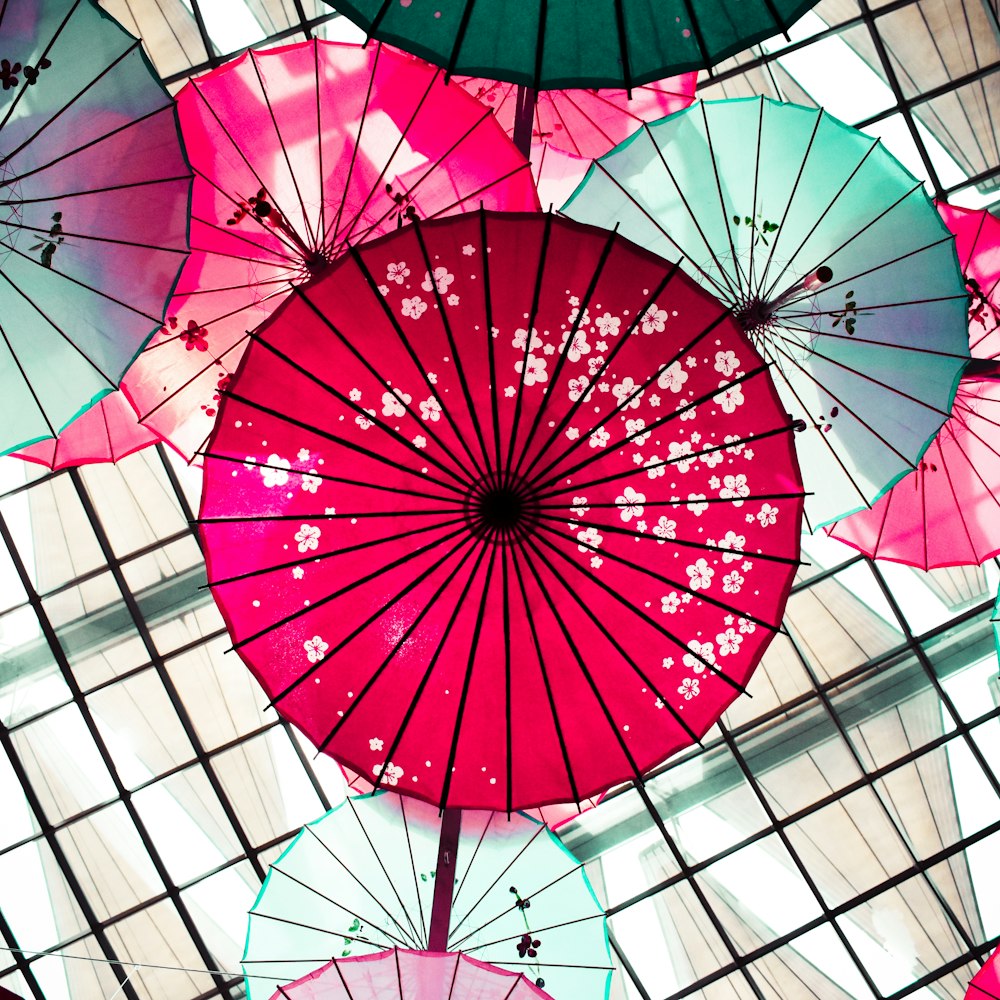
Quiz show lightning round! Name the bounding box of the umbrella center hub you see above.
[467,476,539,541]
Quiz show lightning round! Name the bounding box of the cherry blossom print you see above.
[678,677,701,700]
[378,284,390,296]
[570,497,589,517]
[568,374,595,402]
[686,493,709,515]
[355,408,377,430]
[612,376,644,410]
[568,304,591,326]
[304,635,329,663]
[738,617,758,634]
[661,591,681,614]
[595,312,621,338]
[413,435,427,449]
[515,353,548,386]
[702,447,724,468]
[292,566,304,580]
[714,382,745,413]
[261,454,291,488]
[349,388,363,402]
[667,440,694,473]
[658,361,688,393]
[616,486,646,522]
[720,474,750,505]
[713,530,746,561]
[626,418,650,445]
[724,434,745,454]
[447,293,460,306]
[461,243,475,255]
[381,387,412,417]
[369,737,384,751]
[401,295,428,319]
[421,266,454,293]
[587,355,605,377]
[640,304,668,334]
[653,515,677,542]
[683,639,716,673]
[590,555,603,569]
[714,350,741,376]
[295,523,321,553]
[686,557,714,591]
[560,328,591,362]
[716,627,743,656]
[387,261,410,284]
[589,425,610,448]
[301,471,321,493]
[419,396,442,421]
[372,761,404,785]
[297,448,310,462]
[722,571,745,594]
[512,327,542,351]
[576,526,603,552]
[756,503,779,526]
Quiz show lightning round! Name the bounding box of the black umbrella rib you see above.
[509,222,619,484]
[412,219,494,478]
[517,260,685,485]
[516,534,705,737]
[459,910,606,956]
[501,542,514,813]
[452,813,494,913]
[7,172,191,208]
[437,544,500,810]
[529,355,764,493]
[313,538,488,758]
[444,0,477,78]
[539,491,804,511]
[508,543,583,806]
[206,514,468,588]
[502,211,556,489]
[329,959,358,1000]
[268,858,413,949]
[247,911,396,949]
[252,329,473,488]
[200,451,463,505]
[480,211,504,474]
[249,51,317,251]
[446,952,465,1000]
[223,389,468,498]
[746,96,765,298]
[197,507,463,526]
[2,211,190,255]
[782,292,970,325]
[312,43,328,255]
[346,241,490,483]
[0,318,57,437]
[345,796,425,945]
[399,800,428,945]
[679,0,712,69]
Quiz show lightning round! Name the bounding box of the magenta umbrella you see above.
[121,39,538,463]
[969,944,1000,999]
[269,949,555,1000]
[198,211,804,811]
[826,204,1000,568]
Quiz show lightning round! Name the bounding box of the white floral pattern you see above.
[372,761,404,785]
[421,266,454,293]
[401,295,427,320]
[304,635,328,663]
[261,454,290,488]
[381,388,412,417]
[386,261,410,284]
[616,486,646,522]
[295,523,320,553]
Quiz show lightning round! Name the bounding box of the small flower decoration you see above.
[387,261,410,284]
[401,295,427,320]
[294,523,320,553]
[372,761,404,785]
[678,677,701,700]
[304,635,329,663]
[369,737,384,751]
[179,319,209,351]
[517,934,541,959]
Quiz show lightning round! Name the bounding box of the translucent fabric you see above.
[0,0,190,454]
[122,40,538,462]
[562,97,970,529]
[243,795,610,1000]
[199,212,804,811]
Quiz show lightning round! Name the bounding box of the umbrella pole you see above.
[513,85,536,159]
[428,807,462,952]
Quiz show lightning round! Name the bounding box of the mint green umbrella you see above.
[562,97,970,529]
[0,0,190,454]
[326,1,821,88]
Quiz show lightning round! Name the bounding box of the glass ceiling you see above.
[0,1,998,998]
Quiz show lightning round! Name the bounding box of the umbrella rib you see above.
[6,172,192,208]
[517,260,684,484]
[458,910,606,956]
[509,544,584,805]
[613,0,633,93]
[251,330,473,488]
[537,491,805,511]
[197,507,465,526]
[501,210,556,489]
[346,242,491,483]
[747,97,765,299]
[412,219,495,478]
[249,51,318,251]
[501,542,514,813]
[200,451,464,505]
[451,813,494,913]
[0,318,58,438]
[313,538,489,759]
[205,514,469,588]
[437,544,501,810]
[398,800,429,946]
[248,911,400,950]
[514,533,703,741]
[344,796,425,945]
[224,389,469,498]
[508,223,618,485]
[3,211,192,255]
[782,292,969,325]
[268,857,414,950]
[480,210,505,473]
[444,0,477,78]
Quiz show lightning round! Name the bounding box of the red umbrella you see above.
[454,75,697,159]
[121,40,539,463]
[12,391,163,470]
[269,948,554,1000]
[826,204,1000,568]
[969,944,1000,999]
[199,211,804,811]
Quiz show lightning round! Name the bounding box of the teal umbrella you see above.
[325,1,821,88]
[562,97,970,529]
[0,0,190,454]
[242,794,610,1000]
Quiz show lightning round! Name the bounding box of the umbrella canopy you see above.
[244,794,609,1000]
[11,390,162,470]
[325,0,821,88]
[0,0,190,455]
[269,949,557,1000]
[121,39,539,462]
[199,210,804,811]
[969,944,1000,999]
[561,96,971,530]
[454,75,697,159]
[826,204,1000,568]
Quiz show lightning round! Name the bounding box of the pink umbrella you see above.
[454,75,697,159]
[826,204,1000,568]
[199,211,804,811]
[121,39,539,463]
[11,391,163,470]
[969,944,1000,999]
[269,949,555,1000]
